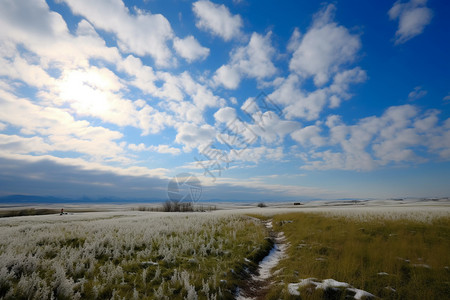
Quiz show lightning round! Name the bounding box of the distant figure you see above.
[60,208,64,215]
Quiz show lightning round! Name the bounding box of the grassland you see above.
[260,212,450,299]
[0,212,272,299]
[0,206,449,300]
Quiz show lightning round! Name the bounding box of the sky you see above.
[0,0,449,202]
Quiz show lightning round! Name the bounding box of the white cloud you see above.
[287,28,301,52]
[118,57,223,123]
[213,65,240,89]
[408,86,427,101]
[213,32,277,89]
[300,105,450,171]
[267,5,365,122]
[231,32,277,79]
[46,66,174,135]
[175,123,216,152]
[227,146,284,163]
[60,0,174,66]
[428,118,450,159]
[389,0,433,44]
[135,104,175,136]
[289,4,361,86]
[0,1,121,69]
[269,75,328,121]
[291,125,325,148]
[328,67,367,108]
[178,72,224,110]
[128,143,181,155]
[214,107,237,124]
[0,53,56,88]
[0,134,52,154]
[117,55,158,95]
[269,67,366,121]
[192,0,243,41]
[0,88,126,161]
[173,35,210,62]
[238,98,299,144]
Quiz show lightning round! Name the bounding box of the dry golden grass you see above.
[262,212,450,299]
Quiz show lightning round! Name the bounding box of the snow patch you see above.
[288,278,376,299]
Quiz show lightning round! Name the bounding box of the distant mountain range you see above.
[0,194,166,204]
[0,194,315,204]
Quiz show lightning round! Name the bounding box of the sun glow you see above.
[58,68,119,117]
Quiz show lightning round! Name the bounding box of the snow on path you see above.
[255,221,288,281]
[236,219,288,300]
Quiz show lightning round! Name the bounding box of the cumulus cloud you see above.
[0,88,126,161]
[214,107,237,124]
[0,0,121,67]
[173,35,210,62]
[175,123,216,152]
[299,105,450,171]
[177,72,224,110]
[239,99,299,144]
[117,55,158,95]
[267,5,365,122]
[39,65,174,135]
[60,0,175,66]
[289,4,361,87]
[213,65,241,89]
[192,0,243,41]
[389,0,433,44]
[213,32,277,89]
[269,70,366,121]
[291,125,326,148]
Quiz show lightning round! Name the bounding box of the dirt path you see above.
[236,219,288,300]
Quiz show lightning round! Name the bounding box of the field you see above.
[260,210,450,299]
[0,211,271,299]
[0,202,449,300]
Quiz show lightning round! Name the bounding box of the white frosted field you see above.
[0,210,269,299]
[0,199,448,299]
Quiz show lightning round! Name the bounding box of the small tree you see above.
[257,202,267,208]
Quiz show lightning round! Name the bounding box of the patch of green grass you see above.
[264,213,450,299]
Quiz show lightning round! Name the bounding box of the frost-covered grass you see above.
[261,212,450,299]
[0,212,271,299]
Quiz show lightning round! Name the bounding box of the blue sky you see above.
[0,0,449,202]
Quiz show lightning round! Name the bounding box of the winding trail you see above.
[236,219,288,300]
